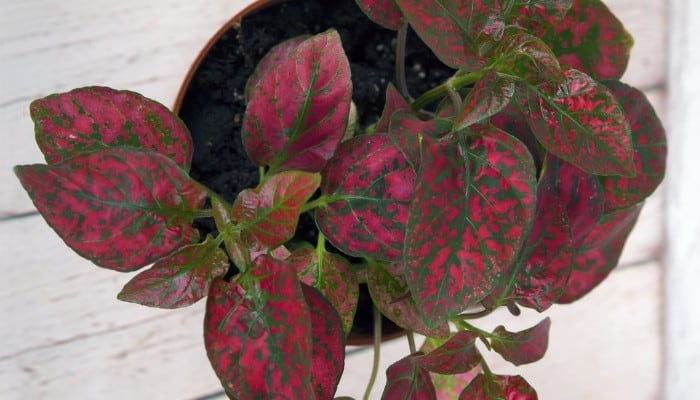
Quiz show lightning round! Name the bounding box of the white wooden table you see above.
[2,1,695,399]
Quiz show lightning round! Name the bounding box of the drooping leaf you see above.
[367,260,449,338]
[30,87,193,170]
[388,111,452,168]
[490,318,551,366]
[394,0,501,70]
[454,72,515,130]
[428,368,482,400]
[382,355,437,400]
[459,374,538,400]
[14,149,206,271]
[316,134,415,261]
[417,331,483,374]
[244,35,310,103]
[354,0,404,30]
[599,81,667,211]
[290,248,359,335]
[232,171,321,249]
[376,83,411,134]
[558,204,642,303]
[302,284,346,400]
[491,32,564,84]
[522,68,635,176]
[514,167,574,311]
[117,236,229,308]
[242,30,352,173]
[405,132,536,327]
[204,256,314,398]
[540,0,633,80]
[510,0,573,33]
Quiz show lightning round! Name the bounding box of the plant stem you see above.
[395,21,410,99]
[411,70,484,112]
[363,305,382,400]
[407,331,417,354]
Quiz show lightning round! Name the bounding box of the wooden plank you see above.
[665,0,700,397]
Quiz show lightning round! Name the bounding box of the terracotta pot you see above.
[172,0,452,346]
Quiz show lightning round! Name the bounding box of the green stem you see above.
[301,194,342,213]
[407,331,417,354]
[410,70,484,112]
[395,22,410,99]
[363,305,382,400]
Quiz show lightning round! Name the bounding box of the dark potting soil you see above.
[177,0,454,339]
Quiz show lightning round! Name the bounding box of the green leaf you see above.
[30,86,193,170]
[15,149,207,271]
[117,236,229,308]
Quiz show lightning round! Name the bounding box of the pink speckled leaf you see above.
[600,81,667,211]
[522,68,635,176]
[388,111,452,167]
[490,318,551,366]
[492,32,564,84]
[316,134,415,261]
[232,171,320,250]
[245,35,310,103]
[15,149,206,271]
[302,284,345,400]
[417,331,483,374]
[558,203,642,303]
[405,131,536,327]
[394,0,503,69]
[382,356,437,400]
[367,261,449,338]
[290,248,359,335]
[376,83,411,134]
[540,0,633,80]
[355,0,403,30]
[117,236,229,308]
[459,374,538,400]
[243,30,352,173]
[510,0,573,33]
[30,87,193,170]
[455,71,515,130]
[204,255,314,398]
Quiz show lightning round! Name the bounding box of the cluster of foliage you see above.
[15,0,666,398]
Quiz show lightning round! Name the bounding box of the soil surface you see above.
[177,0,454,340]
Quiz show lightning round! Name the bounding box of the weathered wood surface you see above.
[0,0,669,398]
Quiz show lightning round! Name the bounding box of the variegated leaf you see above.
[459,374,538,399]
[455,71,515,130]
[15,149,206,271]
[354,0,404,30]
[376,83,411,134]
[245,35,310,103]
[510,0,574,32]
[388,110,452,168]
[30,87,193,170]
[316,134,415,261]
[417,331,483,374]
[117,236,229,308]
[242,30,352,173]
[382,356,437,400]
[490,318,551,366]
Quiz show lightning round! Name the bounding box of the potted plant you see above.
[14,0,666,398]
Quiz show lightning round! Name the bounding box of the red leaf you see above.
[540,0,632,80]
[394,0,499,70]
[388,111,452,168]
[302,284,346,400]
[382,356,437,400]
[245,35,310,103]
[490,318,551,366]
[515,167,575,311]
[460,374,538,400]
[491,32,564,84]
[290,248,359,335]
[117,236,229,308]
[354,0,404,30]
[204,256,314,398]
[600,81,667,211]
[14,149,206,271]
[232,171,321,249]
[376,83,411,134]
[522,68,635,176]
[405,131,536,327]
[558,204,642,303]
[316,134,415,261]
[417,331,483,374]
[510,0,573,33]
[455,71,515,130]
[30,87,193,170]
[367,261,449,338]
[243,30,352,173]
